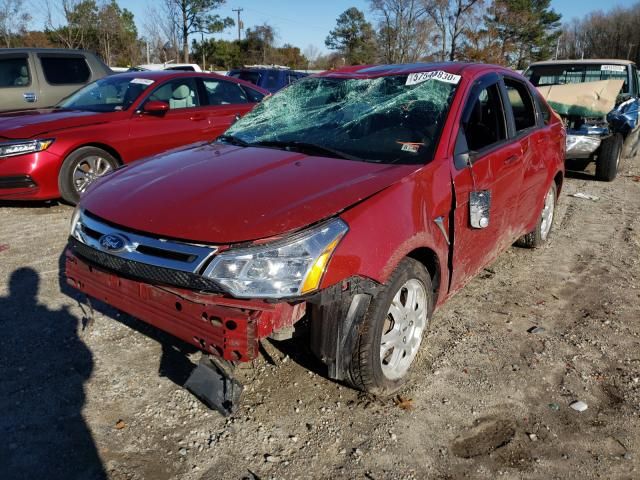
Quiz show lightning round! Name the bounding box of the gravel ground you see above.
[1,150,639,480]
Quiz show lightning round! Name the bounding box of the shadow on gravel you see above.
[0,268,106,480]
[0,200,61,209]
[57,251,199,391]
[564,158,597,181]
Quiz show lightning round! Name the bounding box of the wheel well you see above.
[554,171,563,196]
[74,143,123,165]
[407,247,441,303]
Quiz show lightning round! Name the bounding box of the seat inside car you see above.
[13,65,29,86]
[170,84,194,109]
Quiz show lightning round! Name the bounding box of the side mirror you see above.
[142,100,169,115]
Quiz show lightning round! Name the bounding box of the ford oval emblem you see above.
[99,233,127,253]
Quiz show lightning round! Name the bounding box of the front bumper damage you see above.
[566,134,602,158]
[65,249,306,362]
[65,248,381,411]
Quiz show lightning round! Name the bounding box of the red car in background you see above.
[0,71,268,203]
[66,63,565,398]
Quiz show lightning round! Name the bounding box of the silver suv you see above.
[0,48,112,112]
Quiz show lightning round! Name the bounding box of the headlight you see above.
[0,139,54,158]
[203,218,348,298]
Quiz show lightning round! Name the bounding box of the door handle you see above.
[23,92,37,103]
[536,137,544,145]
[190,114,206,121]
[503,155,519,165]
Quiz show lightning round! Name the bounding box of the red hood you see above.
[81,143,419,244]
[0,109,116,139]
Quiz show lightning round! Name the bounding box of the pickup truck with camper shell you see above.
[64,63,565,409]
[524,59,639,181]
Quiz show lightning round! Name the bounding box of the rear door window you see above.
[503,78,537,133]
[39,56,91,85]
[201,79,248,105]
[0,55,30,87]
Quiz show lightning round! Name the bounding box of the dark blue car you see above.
[228,67,308,93]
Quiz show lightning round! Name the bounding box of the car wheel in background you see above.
[596,133,623,181]
[516,182,557,248]
[58,147,119,204]
[347,258,433,396]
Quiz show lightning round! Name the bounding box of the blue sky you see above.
[35,0,639,53]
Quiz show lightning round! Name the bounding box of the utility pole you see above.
[628,43,635,60]
[232,8,243,41]
[201,32,206,71]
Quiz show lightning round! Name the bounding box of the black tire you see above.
[347,258,433,396]
[58,147,119,204]
[516,182,557,248]
[596,133,623,181]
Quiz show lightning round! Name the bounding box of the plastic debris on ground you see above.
[570,192,600,201]
[570,400,589,412]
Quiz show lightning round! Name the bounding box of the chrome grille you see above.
[72,209,217,274]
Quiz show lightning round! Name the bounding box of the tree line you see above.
[0,0,637,70]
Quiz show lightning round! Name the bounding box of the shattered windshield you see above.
[57,76,154,112]
[525,64,630,94]
[222,74,458,164]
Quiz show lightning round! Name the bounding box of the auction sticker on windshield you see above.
[406,71,461,86]
[601,65,626,72]
[130,78,155,85]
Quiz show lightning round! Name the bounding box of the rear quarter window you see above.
[40,56,91,85]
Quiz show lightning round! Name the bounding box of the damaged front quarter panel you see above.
[307,277,381,381]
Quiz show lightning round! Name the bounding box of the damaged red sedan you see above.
[65,63,565,398]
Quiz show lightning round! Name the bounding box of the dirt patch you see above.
[1,155,640,479]
[450,417,516,458]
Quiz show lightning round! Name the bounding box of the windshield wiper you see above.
[250,140,364,161]
[216,134,250,147]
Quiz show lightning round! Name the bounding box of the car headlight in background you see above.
[203,218,348,299]
[0,139,54,158]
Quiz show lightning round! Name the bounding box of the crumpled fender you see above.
[608,97,640,135]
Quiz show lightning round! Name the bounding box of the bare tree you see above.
[424,0,482,61]
[369,0,433,63]
[0,0,30,47]
[303,44,320,68]
[44,0,95,49]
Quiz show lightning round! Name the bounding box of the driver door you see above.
[449,74,524,293]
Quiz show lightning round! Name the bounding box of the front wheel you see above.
[347,258,433,396]
[516,182,557,248]
[58,147,119,204]
[596,133,623,181]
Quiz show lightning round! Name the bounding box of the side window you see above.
[464,83,507,152]
[504,78,537,132]
[242,86,265,103]
[201,79,248,105]
[264,71,280,90]
[0,56,30,87]
[39,56,91,85]
[147,78,200,109]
